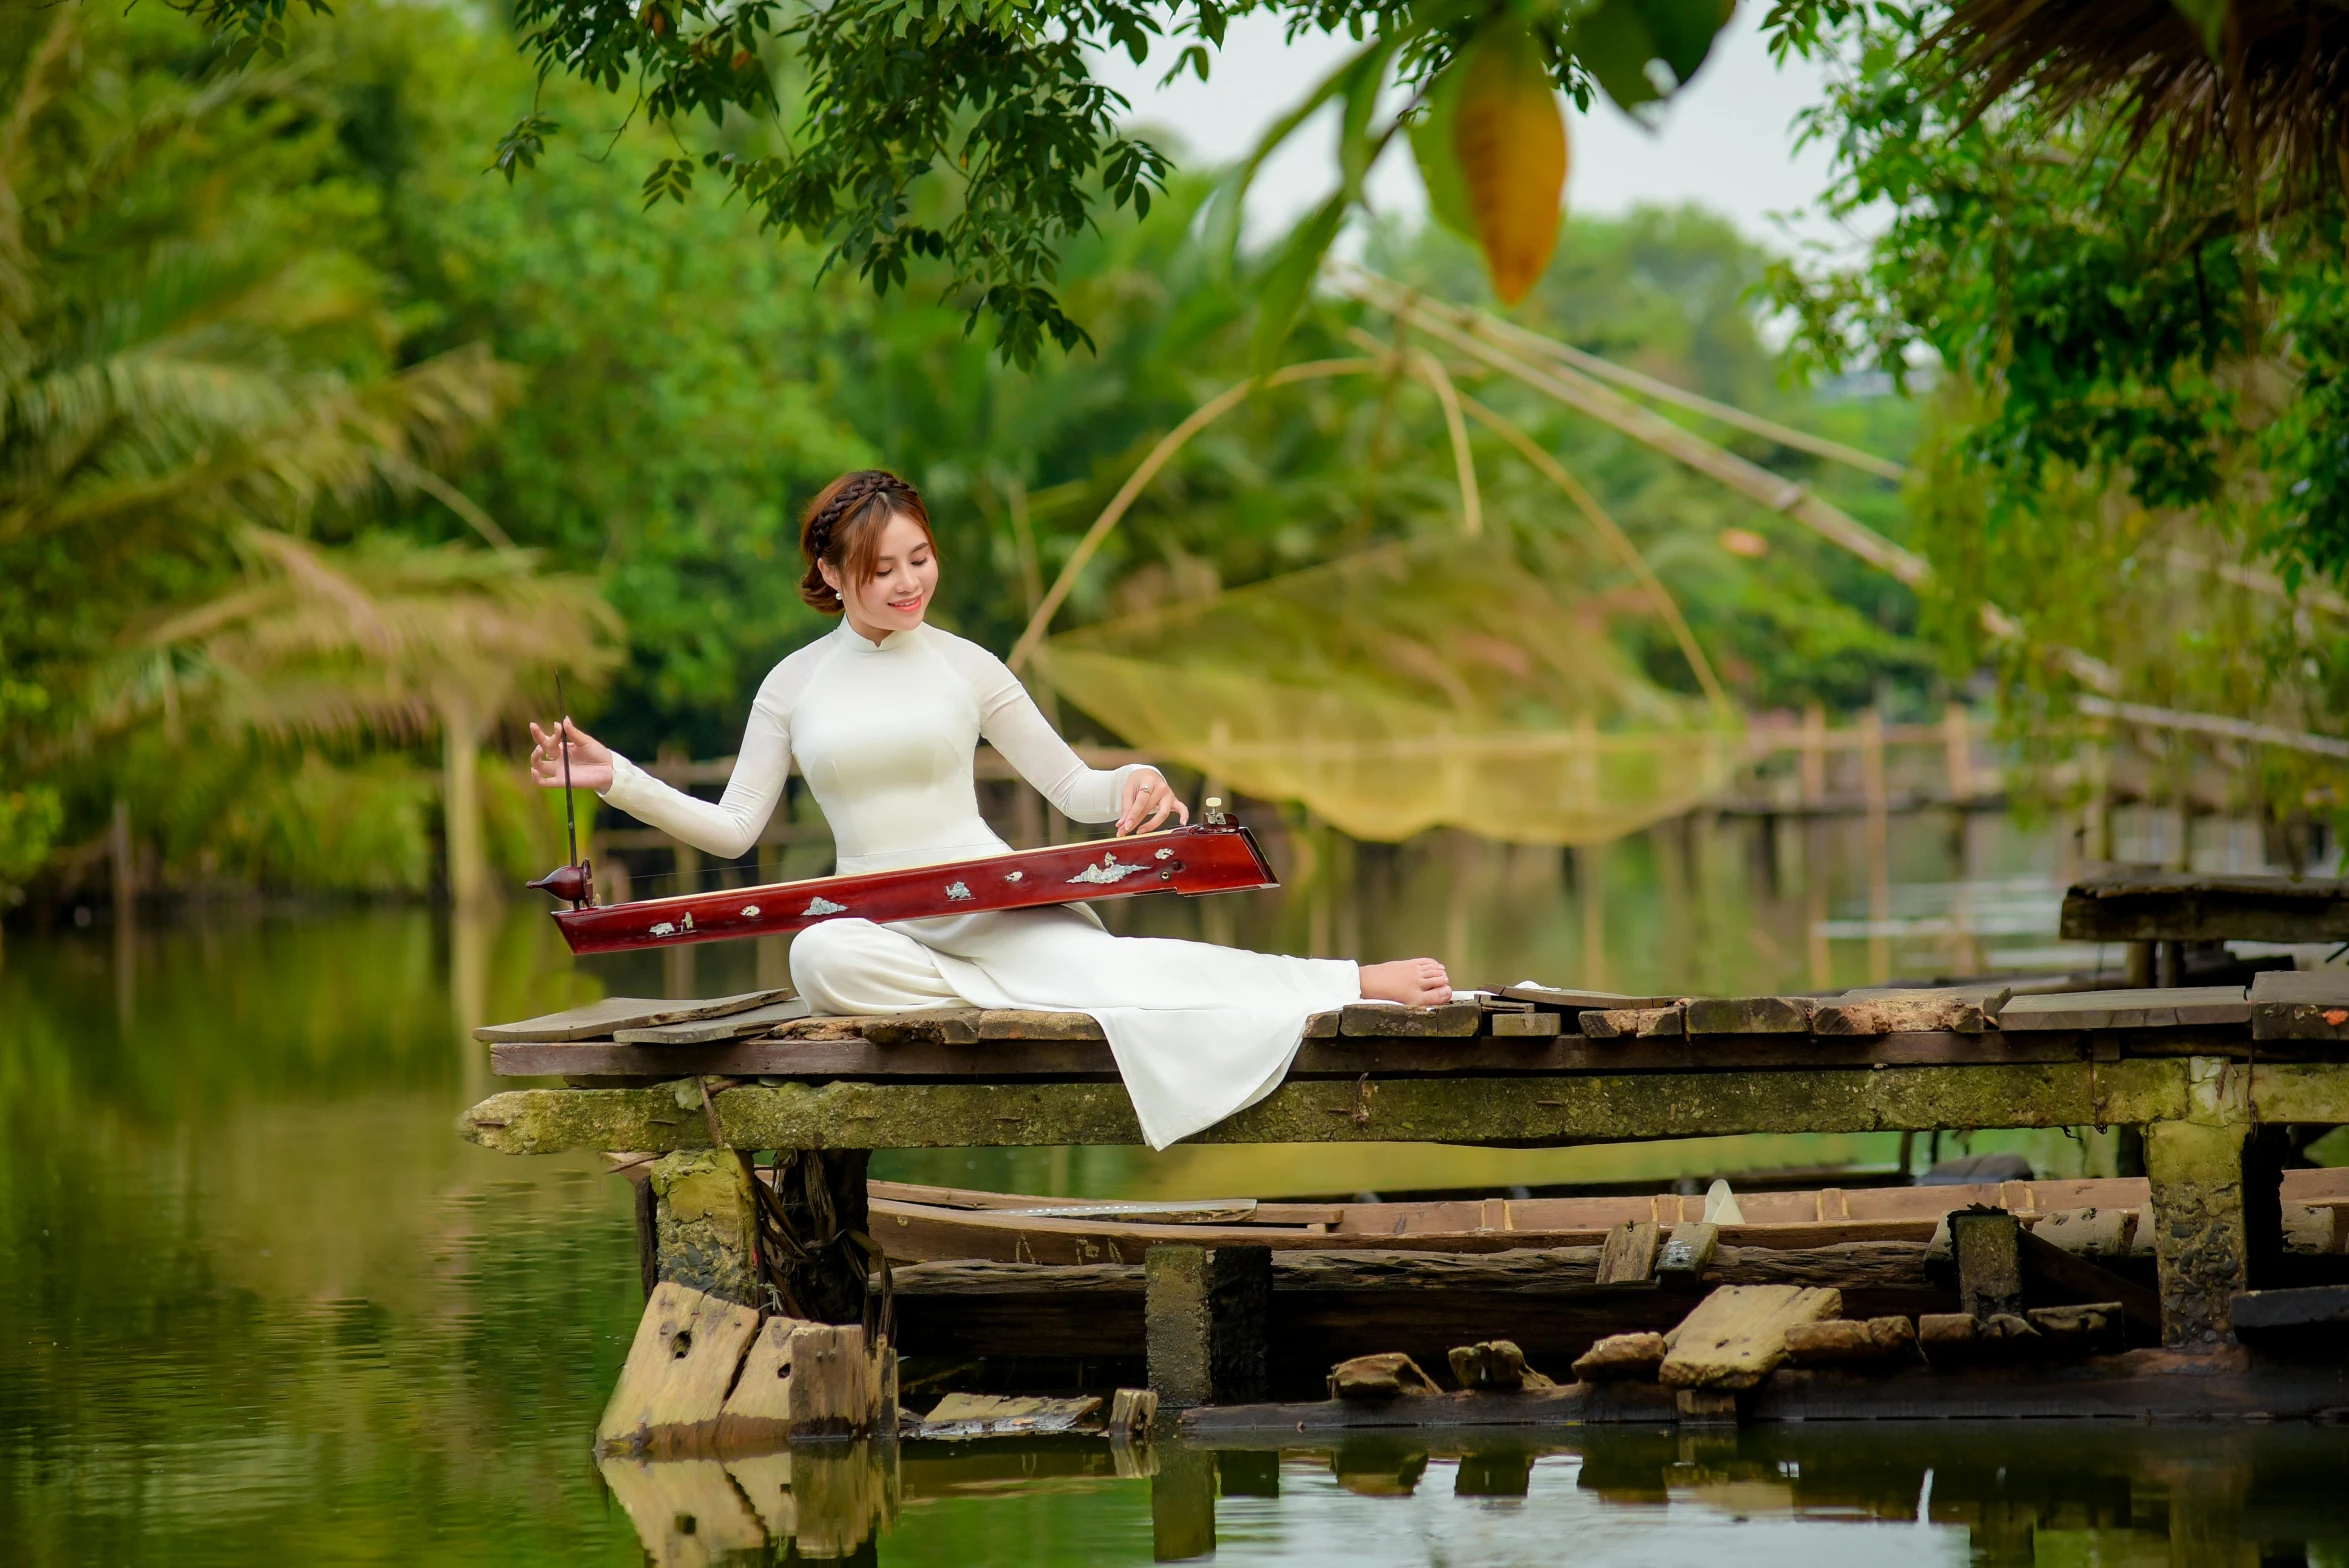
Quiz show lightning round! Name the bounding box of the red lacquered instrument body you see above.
[545,822,1277,955]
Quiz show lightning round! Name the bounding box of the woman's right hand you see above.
[529,718,616,794]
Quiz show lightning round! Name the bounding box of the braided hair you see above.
[798,469,935,614]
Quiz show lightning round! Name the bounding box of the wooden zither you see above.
[527,811,1278,956]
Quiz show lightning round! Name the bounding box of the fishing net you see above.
[1038,539,1745,846]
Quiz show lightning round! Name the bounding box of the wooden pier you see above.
[466,974,2349,1386]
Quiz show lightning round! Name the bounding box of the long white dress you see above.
[598,619,1361,1147]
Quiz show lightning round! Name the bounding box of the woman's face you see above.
[823,509,938,642]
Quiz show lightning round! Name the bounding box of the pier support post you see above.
[2146,1116,2250,1347]
[649,1150,760,1309]
[1145,1244,1271,1409]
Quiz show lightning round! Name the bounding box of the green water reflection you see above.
[5,812,2346,1563]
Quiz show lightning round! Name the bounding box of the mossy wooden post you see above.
[1145,1244,1271,1409]
[2145,1058,2257,1347]
[650,1151,760,1309]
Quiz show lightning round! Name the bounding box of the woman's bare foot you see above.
[1359,957,1452,1006]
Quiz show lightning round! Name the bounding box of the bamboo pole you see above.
[1463,305,1910,483]
[1007,359,1380,673]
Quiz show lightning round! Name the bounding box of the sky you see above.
[1089,6,1862,257]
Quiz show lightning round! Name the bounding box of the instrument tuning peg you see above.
[1202,797,1227,826]
[527,860,595,909]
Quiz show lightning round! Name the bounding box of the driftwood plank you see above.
[1340,1001,1482,1037]
[614,998,811,1045]
[2000,986,2248,1031]
[597,1283,762,1456]
[477,988,796,1044]
[2251,969,2349,1040]
[1657,1284,1841,1390]
[1685,997,1815,1035]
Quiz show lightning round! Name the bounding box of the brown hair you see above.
[797,469,935,614]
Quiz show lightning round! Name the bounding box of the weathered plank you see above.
[477,988,796,1044]
[714,1315,814,1451]
[1499,984,1683,1012]
[788,1323,883,1438]
[2062,870,2349,943]
[1328,1352,1440,1399]
[908,1393,1103,1439]
[1811,986,2009,1036]
[1488,1012,1562,1038]
[460,1059,2191,1154]
[1655,1223,1719,1281]
[2250,968,2349,1041]
[597,1282,762,1456]
[1445,1339,1552,1391]
[1657,1284,1841,1390]
[490,1025,2106,1082]
[1782,1316,1916,1365]
[1595,1220,1659,1285]
[1571,1332,1665,1381]
[2229,1284,2349,1342]
[1340,1001,1482,1037]
[1685,997,1815,1035]
[613,998,811,1045]
[2030,1206,2134,1259]
[1581,1006,1684,1040]
[2000,986,2249,1032]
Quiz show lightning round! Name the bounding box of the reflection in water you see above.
[580,1425,2349,1566]
[4,807,2346,1564]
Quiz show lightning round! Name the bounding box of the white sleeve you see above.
[956,642,1149,824]
[598,666,797,860]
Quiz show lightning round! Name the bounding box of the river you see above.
[5,809,2346,1563]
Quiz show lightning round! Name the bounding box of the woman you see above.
[530,470,1450,1147]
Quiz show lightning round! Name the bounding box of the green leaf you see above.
[1250,193,1345,369]
[1575,0,1664,112]
[1409,59,1476,241]
[1633,0,1732,86]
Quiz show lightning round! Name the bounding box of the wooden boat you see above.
[868,1168,2349,1266]
[534,817,1276,955]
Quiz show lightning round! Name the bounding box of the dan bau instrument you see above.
[526,798,1278,956]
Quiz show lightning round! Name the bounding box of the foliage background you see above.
[4,0,1942,907]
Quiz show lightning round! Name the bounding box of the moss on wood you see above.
[457,1060,2191,1155]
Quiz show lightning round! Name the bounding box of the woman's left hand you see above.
[1116,769,1189,836]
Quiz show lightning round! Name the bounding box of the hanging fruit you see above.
[1447,19,1569,305]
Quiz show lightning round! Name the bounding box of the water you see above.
[7,810,2348,1563]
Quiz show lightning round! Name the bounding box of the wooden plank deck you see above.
[2062,869,2349,943]
[483,976,2349,1085]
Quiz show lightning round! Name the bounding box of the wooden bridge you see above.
[464,967,2349,1359]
